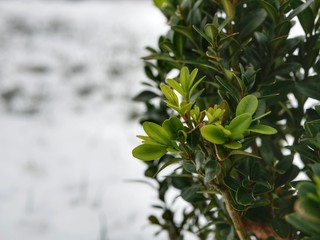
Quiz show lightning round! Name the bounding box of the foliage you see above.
[286,107,320,239]
[132,0,320,239]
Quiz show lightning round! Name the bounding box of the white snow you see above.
[0,1,171,239]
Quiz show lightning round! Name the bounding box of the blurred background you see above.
[0,0,169,239]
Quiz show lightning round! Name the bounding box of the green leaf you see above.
[295,198,320,223]
[180,66,189,92]
[201,125,227,144]
[236,95,259,116]
[287,0,313,20]
[143,122,171,145]
[215,75,240,102]
[181,185,205,203]
[172,25,197,47]
[296,182,317,198]
[133,90,159,102]
[286,213,320,236]
[153,0,166,8]
[228,150,262,159]
[192,25,212,43]
[160,83,179,106]
[183,161,197,173]
[238,9,268,40]
[248,124,277,135]
[204,159,221,183]
[252,111,271,122]
[167,79,185,96]
[259,0,278,24]
[224,141,242,149]
[253,181,273,194]
[224,177,241,192]
[132,144,167,161]
[187,68,199,91]
[236,187,254,206]
[228,113,252,140]
[162,117,184,140]
[271,219,290,238]
[156,158,183,175]
[204,24,219,42]
[194,151,205,171]
[296,77,320,100]
[148,215,160,225]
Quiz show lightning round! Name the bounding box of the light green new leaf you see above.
[249,124,277,135]
[153,0,166,8]
[132,143,167,161]
[136,135,152,142]
[162,117,184,140]
[200,125,226,144]
[160,84,179,106]
[187,68,199,91]
[228,113,252,140]
[180,66,189,92]
[224,141,242,149]
[167,79,185,96]
[236,95,258,116]
[189,77,204,100]
[143,122,171,145]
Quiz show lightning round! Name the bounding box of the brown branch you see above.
[220,190,249,240]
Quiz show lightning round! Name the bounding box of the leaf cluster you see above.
[132,0,320,239]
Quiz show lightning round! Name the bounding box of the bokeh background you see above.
[0,0,170,239]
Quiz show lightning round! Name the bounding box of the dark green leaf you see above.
[295,198,320,223]
[181,185,205,203]
[236,187,254,206]
[238,9,268,39]
[194,151,205,171]
[271,219,290,238]
[228,150,262,159]
[224,176,241,192]
[286,213,320,236]
[133,90,159,102]
[259,0,278,23]
[183,161,197,173]
[204,24,219,42]
[205,159,221,183]
[296,77,320,100]
[156,157,183,175]
[172,25,196,46]
[148,215,160,225]
[287,0,313,20]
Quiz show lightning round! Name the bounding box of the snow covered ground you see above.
[0,1,171,239]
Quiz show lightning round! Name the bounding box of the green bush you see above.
[132,0,320,239]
